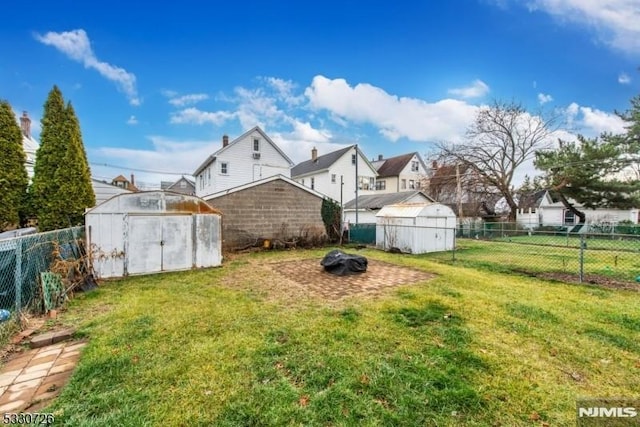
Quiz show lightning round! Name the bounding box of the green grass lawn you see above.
[425,238,640,283]
[31,248,640,426]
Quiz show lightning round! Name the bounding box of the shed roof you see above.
[376,202,456,218]
[344,191,433,210]
[85,191,221,215]
[204,174,327,201]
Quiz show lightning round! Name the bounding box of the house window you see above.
[253,138,260,152]
[376,180,386,190]
[352,154,356,165]
[207,168,211,185]
[401,179,406,190]
[331,174,336,184]
[220,162,228,175]
[564,210,576,225]
[311,177,315,190]
[369,177,375,189]
[358,176,371,190]
[409,180,415,189]
[411,161,419,172]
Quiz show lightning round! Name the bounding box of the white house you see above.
[370,152,429,193]
[516,190,640,229]
[19,112,38,181]
[193,126,294,199]
[291,145,378,204]
[91,178,132,206]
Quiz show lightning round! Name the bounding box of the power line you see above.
[89,162,193,176]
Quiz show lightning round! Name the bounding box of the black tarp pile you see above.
[320,250,368,276]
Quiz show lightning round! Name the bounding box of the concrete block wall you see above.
[208,180,327,250]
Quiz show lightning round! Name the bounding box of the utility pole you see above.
[340,175,344,244]
[456,164,463,218]
[354,144,359,225]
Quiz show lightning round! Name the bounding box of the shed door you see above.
[126,215,193,275]
[127,216,163,274]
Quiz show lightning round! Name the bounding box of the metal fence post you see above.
[579,234,585,283]
[14,237,22,312]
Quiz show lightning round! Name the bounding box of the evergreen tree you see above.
[31,86,70,230]
[54,102,95,225]
[0,101,29,230]
[535,135,639,224]
[31,86,94,230]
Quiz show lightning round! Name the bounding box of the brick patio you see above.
[270,258,434,299]
[0,341,86,413]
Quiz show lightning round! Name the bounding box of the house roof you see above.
[375,152,422,178]
[343,191,434,210]
[204,174,328,201]
[291,146,353,177]
[291,145,378,178]
[518,189,548,209]
[193,126,294,176]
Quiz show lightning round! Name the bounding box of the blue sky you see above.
[1,0,639,188]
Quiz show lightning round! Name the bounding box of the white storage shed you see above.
[376,203,456,254]
[85,191,222,278]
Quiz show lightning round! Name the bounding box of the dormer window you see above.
[253,138,260,152]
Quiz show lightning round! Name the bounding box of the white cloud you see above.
[579,105,626,135]
[537,92,553,104]
[170,107,236,126]
[126,115,138,125]
[264,77,305,106]
[168,93,209,107]
[618,72,631,84]
[289,121,332,144]
[305,75,478,142]
[524,0,640,55]
[448,79,490,99]
[562,101,626,136]
[35,29,140,105]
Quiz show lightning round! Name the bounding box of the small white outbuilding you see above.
[376,203,456,254]
[85,191,222,279]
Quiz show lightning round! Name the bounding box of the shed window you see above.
[331,174,336,184]
[220,162,228,175]
[352,154,356,165]
[253,138,260,152]
[179,181,186,188]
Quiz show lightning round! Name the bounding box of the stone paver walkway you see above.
[271,259,434,299]
[0,341,86,413]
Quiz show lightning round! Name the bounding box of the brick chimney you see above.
[20,111,31,138]
[378,154,383,161]
[311,147,318,161]
[222,134,229,147]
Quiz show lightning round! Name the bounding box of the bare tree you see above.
[437,100,558,220]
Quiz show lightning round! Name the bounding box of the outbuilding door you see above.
[126,215,193,275]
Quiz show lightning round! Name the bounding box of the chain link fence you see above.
[0,226,84,327]
[421,223,640,286]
